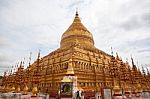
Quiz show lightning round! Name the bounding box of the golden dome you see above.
[60,11,94,49]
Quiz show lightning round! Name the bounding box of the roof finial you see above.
[126,58,128,64]
[111,46,113,56]
[142,65,145,75]
[38,49,40,59]
[116,52,119,60]
[29,52,32,66]
[20,61,22,67]
[131,54,134,66]
[23,57,25,67]
[131,55,137,70]
[146,65,150,75]
[75,8,79,17]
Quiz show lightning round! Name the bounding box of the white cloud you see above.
[0,0,150,75]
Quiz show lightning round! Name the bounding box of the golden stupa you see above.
[2,11,150,97]
[61,11,94,50]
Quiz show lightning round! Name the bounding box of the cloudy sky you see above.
[0,0,150,75]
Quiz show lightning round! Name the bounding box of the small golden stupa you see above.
[113,78,121,96]
[11,85,15,92]
[137,83,142,93]
[16,86,20,93]
[124,83,130,93]
[23,84,28,95]
[32,85,38,97]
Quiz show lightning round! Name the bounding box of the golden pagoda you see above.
[2,11,150,98]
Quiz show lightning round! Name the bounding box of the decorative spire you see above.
[22,57,25,67]
[29,52,32,66]
[131,55,137,70]
[38,49,40,59]
[72,9,81,24]
[146,66,150,75]
[126,58,128,64]
[137,67,141,75]
[120,56,122,61]
[116,52,119,60]
[13,66,15,72]
[136,61,139,67]
[4,71,6,77]
[111,47,113,56]
[75,8,79,17]
[16,62,19,68]
[131,55,135,66]
[20,61,22,67]
[36,50,40,69]
[142,66,146,76]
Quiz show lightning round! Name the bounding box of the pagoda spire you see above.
[146,66,150,75]
[20,61,22,67]
[29,52,32,66]
[4,71,7,77]
[126,58,128,64]
[120,56,122,61]
[116,52,119,60]
[142,66,146,76]
[111,47,113,57]
[75,8,79,17]
[22,57,25,67]
[73,9,81,23]
[131,55,134,66]
[131,55,137,70]
[38,49,40,59]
